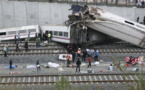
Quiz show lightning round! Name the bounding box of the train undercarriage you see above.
[66,5,145,48]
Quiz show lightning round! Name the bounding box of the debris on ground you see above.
[26,65,36,68]
[48,62,59,68]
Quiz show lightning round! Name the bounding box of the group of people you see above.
[66,46,99,72]
[125,56,143,66]
[136,0,145,8]
[3,31,52,57]
[66,47,114,72]
[8,59,41,71]
[41,32,52,43]
[35,32,52,47]
[3,30,22,56]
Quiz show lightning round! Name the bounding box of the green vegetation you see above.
[55,76,71,90]
[54,75,92,90]
[111,55,145,90]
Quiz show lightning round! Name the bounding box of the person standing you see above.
[16,42,20,52]
[9,60,13,70]
[43,33,45,41]
[76,58,81,72]
[36,38,39,48]
[76,48,82,58]
[25,38,28,43]
[136,0,141,7]
[94,50,99,61]
[109,64,113,71]
[87,49,92,57]
[87,56,92,68]
[50,31,52,42]
[3,46,7,57]
[48,32,52,43]
[137,17,139,23]
[36,60,41,71]
[17,33,20,42]
[28,32,30,41]
[25,41,28,52]
[14,34,17,44]
[72,51,76,63]
[142,1,144,8]
[38,37,41,47]
[82,49,87,62]
[66,54,71,67]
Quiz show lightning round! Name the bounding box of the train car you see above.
[40,24,117,45]
[40,24,71,43]
[0,25,39,41]
[80,6,145,48]
[67,5,145,48]
[0,23,115,45]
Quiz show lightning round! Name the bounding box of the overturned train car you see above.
[40,23,118,45]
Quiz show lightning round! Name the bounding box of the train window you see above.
[28,29,36,32]
[8,31,16,35]
[59,32,63,36]
[18,30,26,34]
[54,31,58,36]
[0,32,6,36]
[64,32,68,37]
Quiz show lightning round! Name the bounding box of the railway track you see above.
[0,42,62,48]
[0,73,143,85]
[0,41,145,55]
[0,48,67,55]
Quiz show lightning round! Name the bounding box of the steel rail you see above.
[0,80,138,85]
[0,73,143,85]
[0,73,144,77]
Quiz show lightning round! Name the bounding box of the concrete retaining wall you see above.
[0,1,145,28]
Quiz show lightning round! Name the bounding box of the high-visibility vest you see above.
[66,55,70,60]
[77,50,81,54]
[25,38,28,42]
[48,33,51,38]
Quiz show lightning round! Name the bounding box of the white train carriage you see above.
[0,25,39,41]
[40,24,71,43]
[85,7,145,48]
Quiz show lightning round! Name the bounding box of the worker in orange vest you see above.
[77,48,82,58]
[66,55,71,67]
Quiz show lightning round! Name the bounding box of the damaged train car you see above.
[1,4,145,48]
[67,4,145,48]
[40,23,117,45]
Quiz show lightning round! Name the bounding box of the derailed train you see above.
[1,5,145,48]
[70,5,145,48]
[0,23,116,45]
